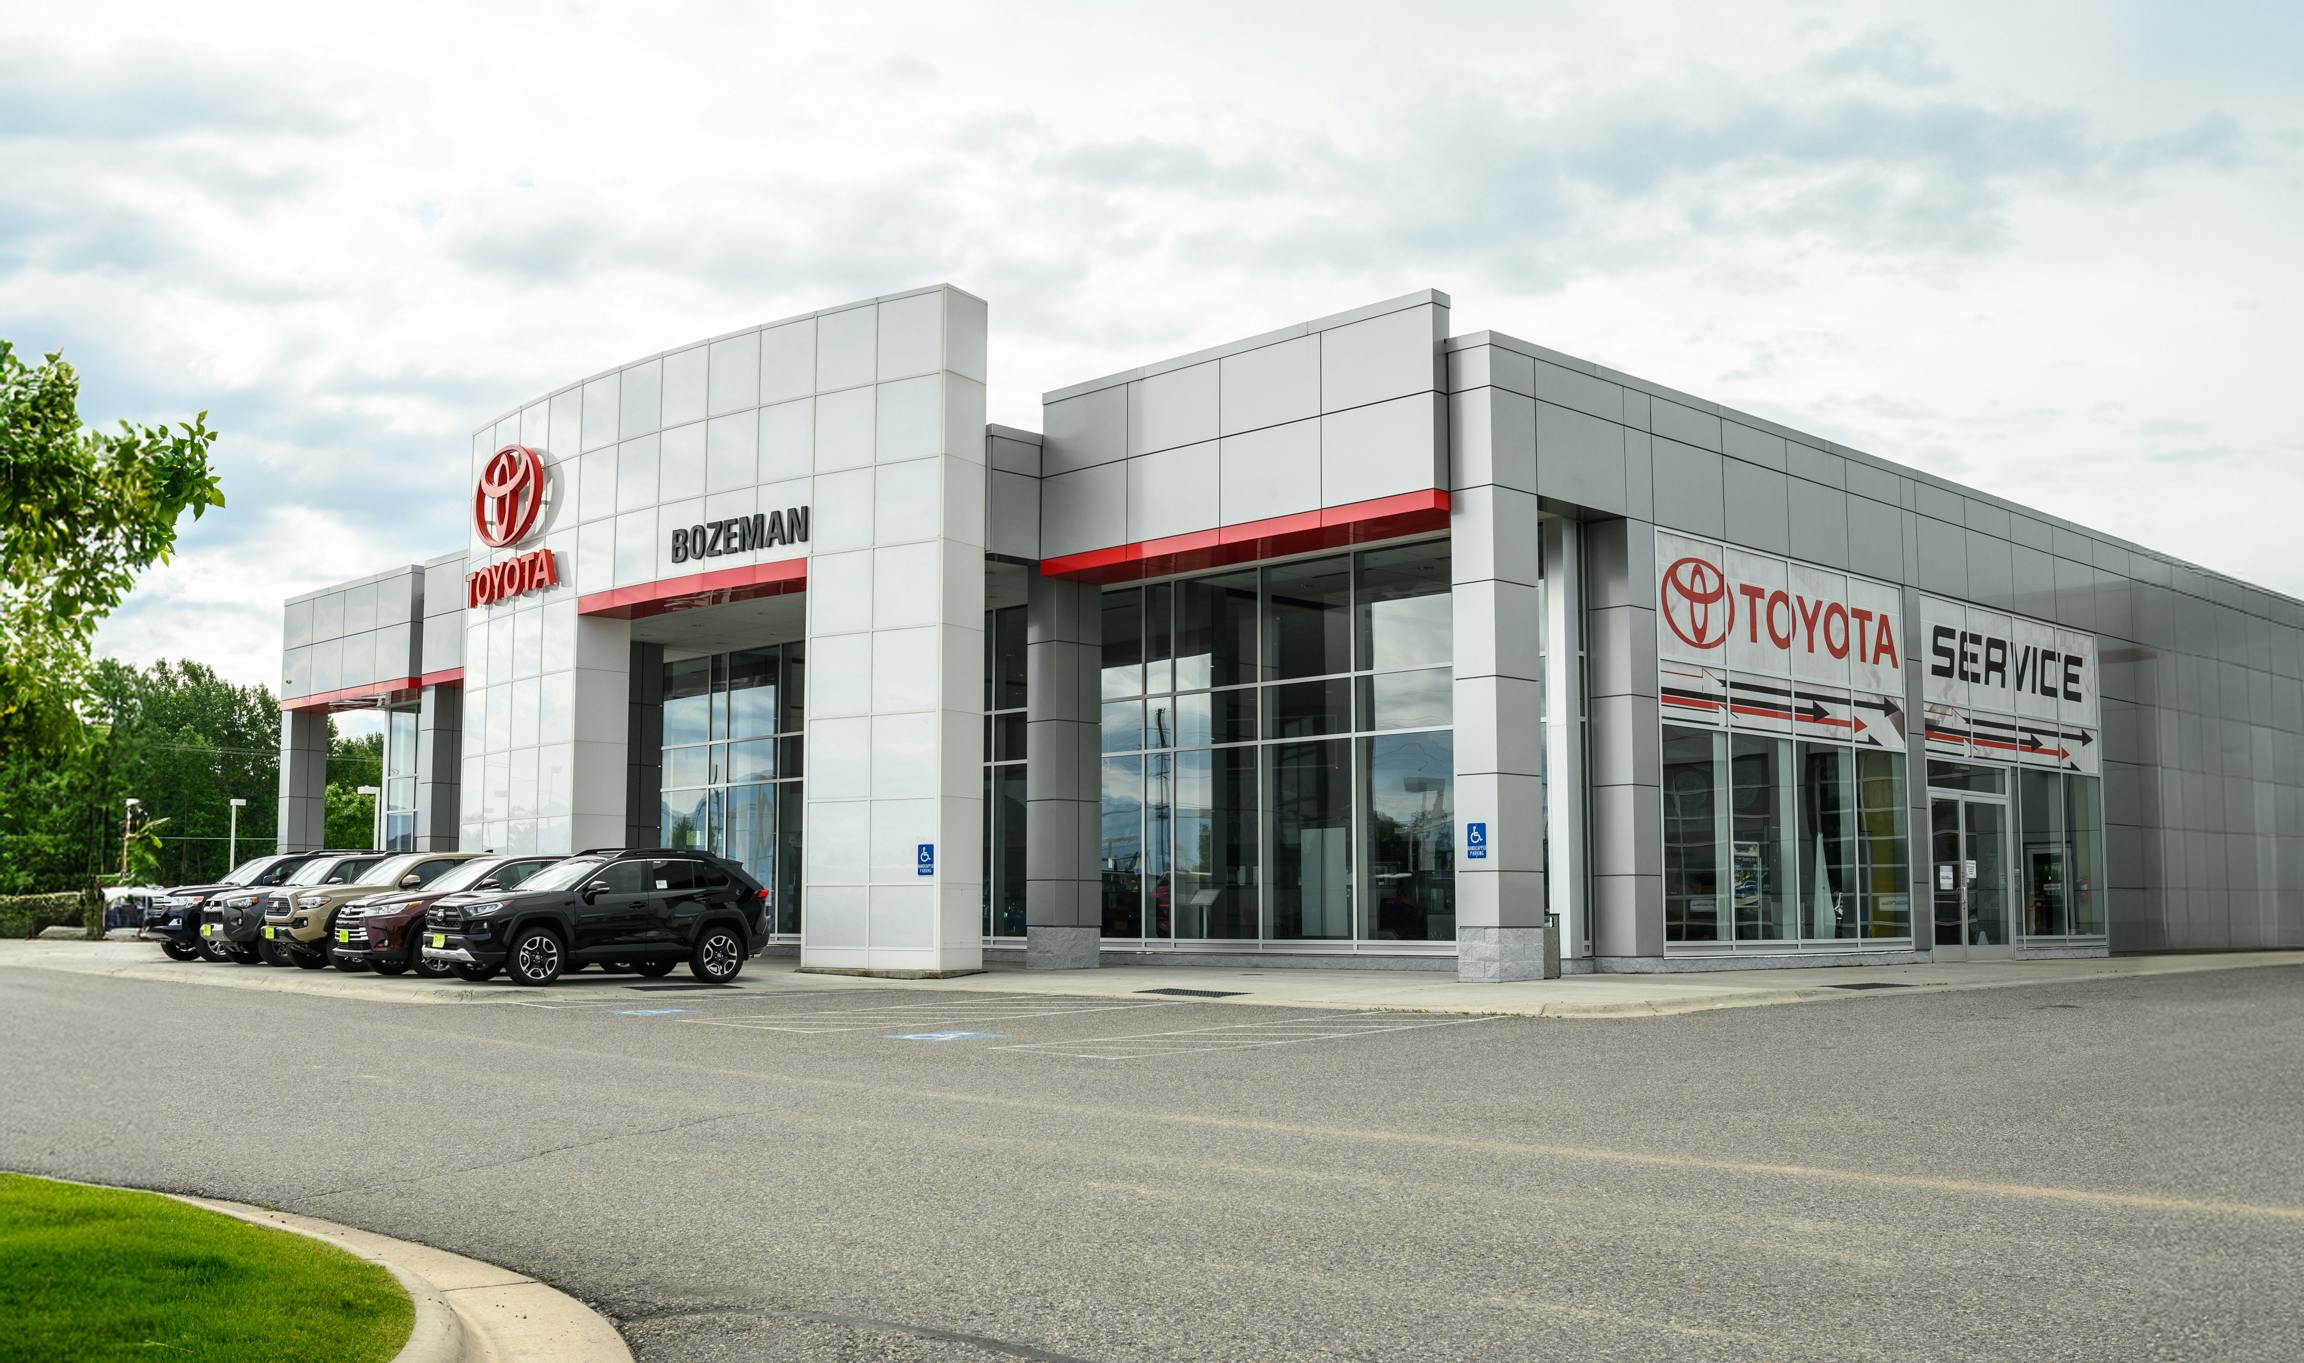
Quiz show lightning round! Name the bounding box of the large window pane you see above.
[1857,750,1911,938]
[1176,689,1256,749]
[778,644,806,734]
[1360,668,1452,731]
[664,656,713,745]
[776,779,803,934]
[1264,557,1352,679]
[1664,726,1725,942]
[2019,768,2067,936]
[1145,582,1174,696]
[721,783,775,885]
[1101,588,1144,699]
[995,766,1028,937]
[1176,747,1258,938]
[724,647,780,738]
[1267,678,1351,739]
[1268,739,1352,940]
[1729,734,1793,941]
[1356,542,1451,671]
[1101,700,1143,753]
[1797,742,1857,939]
[1175,571,1259,689]
[2068,776,2104,935]
[1146,752,1174,937]
[661,788,711,851]
[1363,732,1454,941]
[1100,756,1144,937]
[990,605,1027,711]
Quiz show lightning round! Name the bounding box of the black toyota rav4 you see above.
[420,847,769,987]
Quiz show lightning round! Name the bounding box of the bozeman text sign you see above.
[1654,531,1907,750]
[1918,596,2099,773]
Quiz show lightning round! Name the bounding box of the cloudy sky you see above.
[6,0,2299,697]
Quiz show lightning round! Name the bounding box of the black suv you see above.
[142,853,323,961]
[421,848,769,987]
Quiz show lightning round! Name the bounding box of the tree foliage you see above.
[0,340,226,756]
[325,729,384,849]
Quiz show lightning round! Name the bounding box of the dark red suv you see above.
[330,854,564,977]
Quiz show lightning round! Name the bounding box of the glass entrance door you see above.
[1929,796,2012,960]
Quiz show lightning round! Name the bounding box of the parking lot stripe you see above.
[995,1012,1500,1060]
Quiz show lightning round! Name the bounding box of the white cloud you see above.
[3,0,2297,699]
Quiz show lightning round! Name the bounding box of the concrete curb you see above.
[166,1193,632,1363]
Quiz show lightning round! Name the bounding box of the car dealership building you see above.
[273,285,2304,978]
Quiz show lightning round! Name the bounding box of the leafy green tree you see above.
[0,341,225,756]
[324,782,375,851]
[324,727,384,848]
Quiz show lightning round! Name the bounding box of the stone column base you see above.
[1457,924,1559,981]
[1026,925,1101,970]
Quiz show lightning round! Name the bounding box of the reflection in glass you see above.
[2067,776,2105,935]
[1857,750,1910,937]
[1265,558,1352,679]
[995,766,1027,936]
[1175,689,1256,749]
[1269,739,1352,940]
[724,647,779,738]
[1730,734,1792,941]
[661,788,711,850]
[989,605,1027,711]
[1267,678,1351,739]
[776,779,803,934]
[664,745,713,789]
[1100,756,1143,937]
[721,784,775,893]
[1797,742,1856,938]
[1664,727,1725,942]
[1363,732,1454,941]
[1146,752,1174,936]
[1145,582,1174,696]
[1102,588,1143,699]
[1360,668,1452,731]
[725,738,776,784]
[2019,768,2067,936]
[1175,571,1258,689]
[1101,700,1142,754]
[664,656,713,745]
[1175,747,1257,938]
[1357,542,1452,671]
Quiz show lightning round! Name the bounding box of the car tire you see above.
[160,941,201,962]
[369,960,410,977]
[291,951,328,970]
[229,945,267,966]
[260,941,289,966]
[450,963,500,983]
[332,957,367,972]
[413,953,452,979]
[635,960,677,978]
[507,927,565,987]
[197,938,231,963]
[689,926,746,983]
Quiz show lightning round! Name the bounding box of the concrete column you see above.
[563,614,633,854]
[800,287,989,976]
[414,684,462,851]
[1544,519,1590,959]
[1585,518,1665,964]
[1023,573,1101,968]
[277,708,328,851]
[1450,481,1552,980]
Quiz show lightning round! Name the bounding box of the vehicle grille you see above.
[426,904,464,930]
[261,893,290,917]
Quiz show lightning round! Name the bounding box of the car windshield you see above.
[221,855,286,886]
[513,857,606,894]
[357,853,431,887]
[428,858,522,895]
[286,856,352,887]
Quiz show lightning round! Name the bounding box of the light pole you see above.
[227,797,248,868]
[356,785,381,851]
[121,797,141,880]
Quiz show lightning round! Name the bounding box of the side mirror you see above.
[400,873,423,888]
[581,880,609,901]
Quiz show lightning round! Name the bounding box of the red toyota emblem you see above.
[1660,555,1732,650]
[474,445,546,549]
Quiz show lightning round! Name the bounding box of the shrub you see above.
[0,892,85,940]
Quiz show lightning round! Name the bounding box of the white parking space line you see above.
[681,998,1187,1034]
[994,1012,1499,1060]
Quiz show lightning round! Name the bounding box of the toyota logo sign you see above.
[1659,555,1732,650]
[473,445,547,549]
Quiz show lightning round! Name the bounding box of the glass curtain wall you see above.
[1098,540,1455,947]
[659,645,805,933]
[383,708,418,851]
[983,605,1028,938]
[2016,769,2105,940]
[1666,723,1910,947]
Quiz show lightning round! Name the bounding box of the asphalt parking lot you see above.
[4,954,2301,1362]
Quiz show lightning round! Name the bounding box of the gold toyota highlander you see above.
[262,851,484,971]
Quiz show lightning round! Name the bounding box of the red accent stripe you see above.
[280,677,421,712]
[577,557,809,620]
[1037,490,1451,584]
[418,668,465,689]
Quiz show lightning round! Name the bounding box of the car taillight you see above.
[756,888,769,901]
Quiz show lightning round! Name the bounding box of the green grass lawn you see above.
[0,1173,412,1363]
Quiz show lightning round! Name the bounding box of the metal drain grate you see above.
[1824,982,1910,991]
[1136,987,1247,998]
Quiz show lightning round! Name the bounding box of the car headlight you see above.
[462,901,505,917]
[296,895,329,910]
[225,894,260,908]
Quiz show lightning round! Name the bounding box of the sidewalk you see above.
[5,936,2297,1017]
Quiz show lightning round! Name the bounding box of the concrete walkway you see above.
[5,937,2298,1017]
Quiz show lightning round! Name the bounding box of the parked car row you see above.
[141,846,771,986]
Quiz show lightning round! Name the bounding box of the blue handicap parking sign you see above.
[1466,821,1488,860]
[917,843,935,876]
